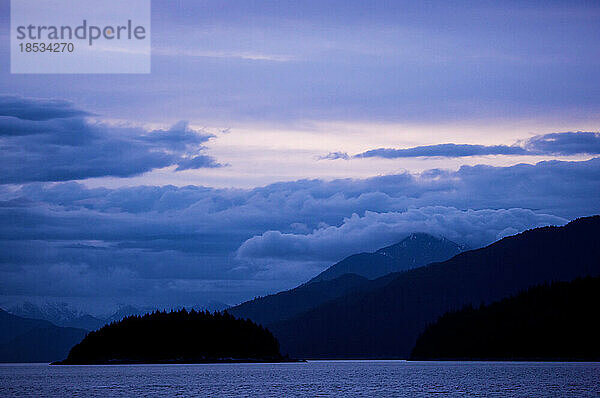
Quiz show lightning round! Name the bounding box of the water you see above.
[1,361,599,397]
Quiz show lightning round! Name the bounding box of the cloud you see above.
[3,1,600,127]
[0,96,90,121]
[0,157,598,309]
[525,132,600,155]
[237,207,567,261]
[355,144,528,159]
[0,97,224,184]
[335,132,600,160]
[175,155,224,171]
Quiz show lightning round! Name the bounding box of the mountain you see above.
[411,277,600,361]
[309,233,465,282]
[268,215,600,359]
[8,302,105,331]
[8,301,232,334]
[229,273,372,326]
[0,309,87,363]
[55,309,286,365]
[229,233,463,326]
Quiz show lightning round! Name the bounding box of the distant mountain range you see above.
[8,301,231,332]
[309,233,466,282]
[232,216,600,359]
[411,276,600,361]
[7,302,106,331]
[0,309,87,363]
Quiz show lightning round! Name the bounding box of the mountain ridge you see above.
[268,215,600,358]
[0,309,87,363]
[7,301,231,332]
[308,232,465,283]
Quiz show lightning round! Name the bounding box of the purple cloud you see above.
[329,132,600,160]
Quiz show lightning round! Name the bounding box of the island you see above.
[53,309,294,364]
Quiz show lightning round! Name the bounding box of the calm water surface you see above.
[1,361,599,397]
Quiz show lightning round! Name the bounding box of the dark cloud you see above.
[0,96,90,121]
[355,144,528,159]
[175,155,224,171]
[0,158,599,310]
[139,121,215,151]
[525,132,600,155]
[341,132,600,160]
[0,97,223,184]
[0,116,92,138]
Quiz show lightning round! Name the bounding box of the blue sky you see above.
[0,0,599,312]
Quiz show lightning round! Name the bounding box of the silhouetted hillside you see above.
[411,277,600,361]
[309,233,465,282]
[269,216,600,359]
[229,273,371,326]
[0,309,87,363]
[56,309,285,364]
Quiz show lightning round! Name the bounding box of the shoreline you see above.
[48,358,600,365]
[52,357,305,365]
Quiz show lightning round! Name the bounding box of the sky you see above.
[0,0,599,313]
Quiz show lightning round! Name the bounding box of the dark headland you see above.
[53,309,299,365]
[410,276,600,361]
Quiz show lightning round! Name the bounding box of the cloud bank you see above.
[237,207,566,261]
[1,157,599,309]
